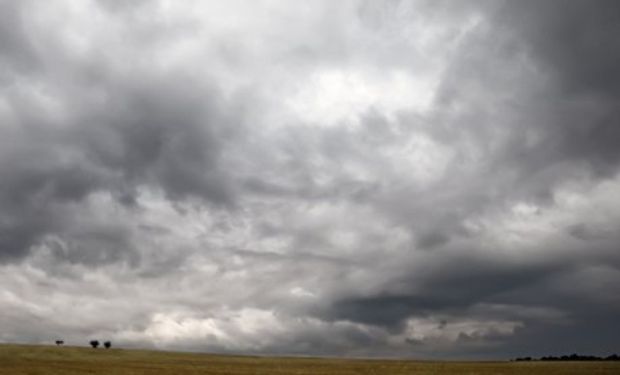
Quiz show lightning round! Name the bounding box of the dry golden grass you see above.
[1,344,619,374]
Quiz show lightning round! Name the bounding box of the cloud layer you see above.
[1,0,619,359]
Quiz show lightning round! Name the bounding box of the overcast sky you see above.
[1,0,619,359]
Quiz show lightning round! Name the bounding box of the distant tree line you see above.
[514,354,620,361]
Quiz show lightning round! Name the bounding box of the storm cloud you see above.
[1,0,619,359]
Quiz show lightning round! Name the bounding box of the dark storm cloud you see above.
[418,1,620,210]
[315,0,620,357]
[74,73,236,205]
[323,254,568,329]
[502,0,620,97]
[0,1,240,262]
[496,0,620,175]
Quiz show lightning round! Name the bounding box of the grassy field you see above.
[1,344,619,374]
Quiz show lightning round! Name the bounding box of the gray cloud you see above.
[0,0,619,360]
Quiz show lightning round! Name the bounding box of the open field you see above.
[1,344,619,375]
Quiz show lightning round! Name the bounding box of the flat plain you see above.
[1,344,619,375]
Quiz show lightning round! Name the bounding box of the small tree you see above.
[103,341,111,349]
[90,340,99,349]
[55,340,64,346]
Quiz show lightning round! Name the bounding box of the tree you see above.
[55,340,64,346]
[90,340,99,349]
[104,341,111,349]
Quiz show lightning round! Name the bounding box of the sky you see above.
[1,0,619,360]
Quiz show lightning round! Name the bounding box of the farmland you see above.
[1,344,619,374]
